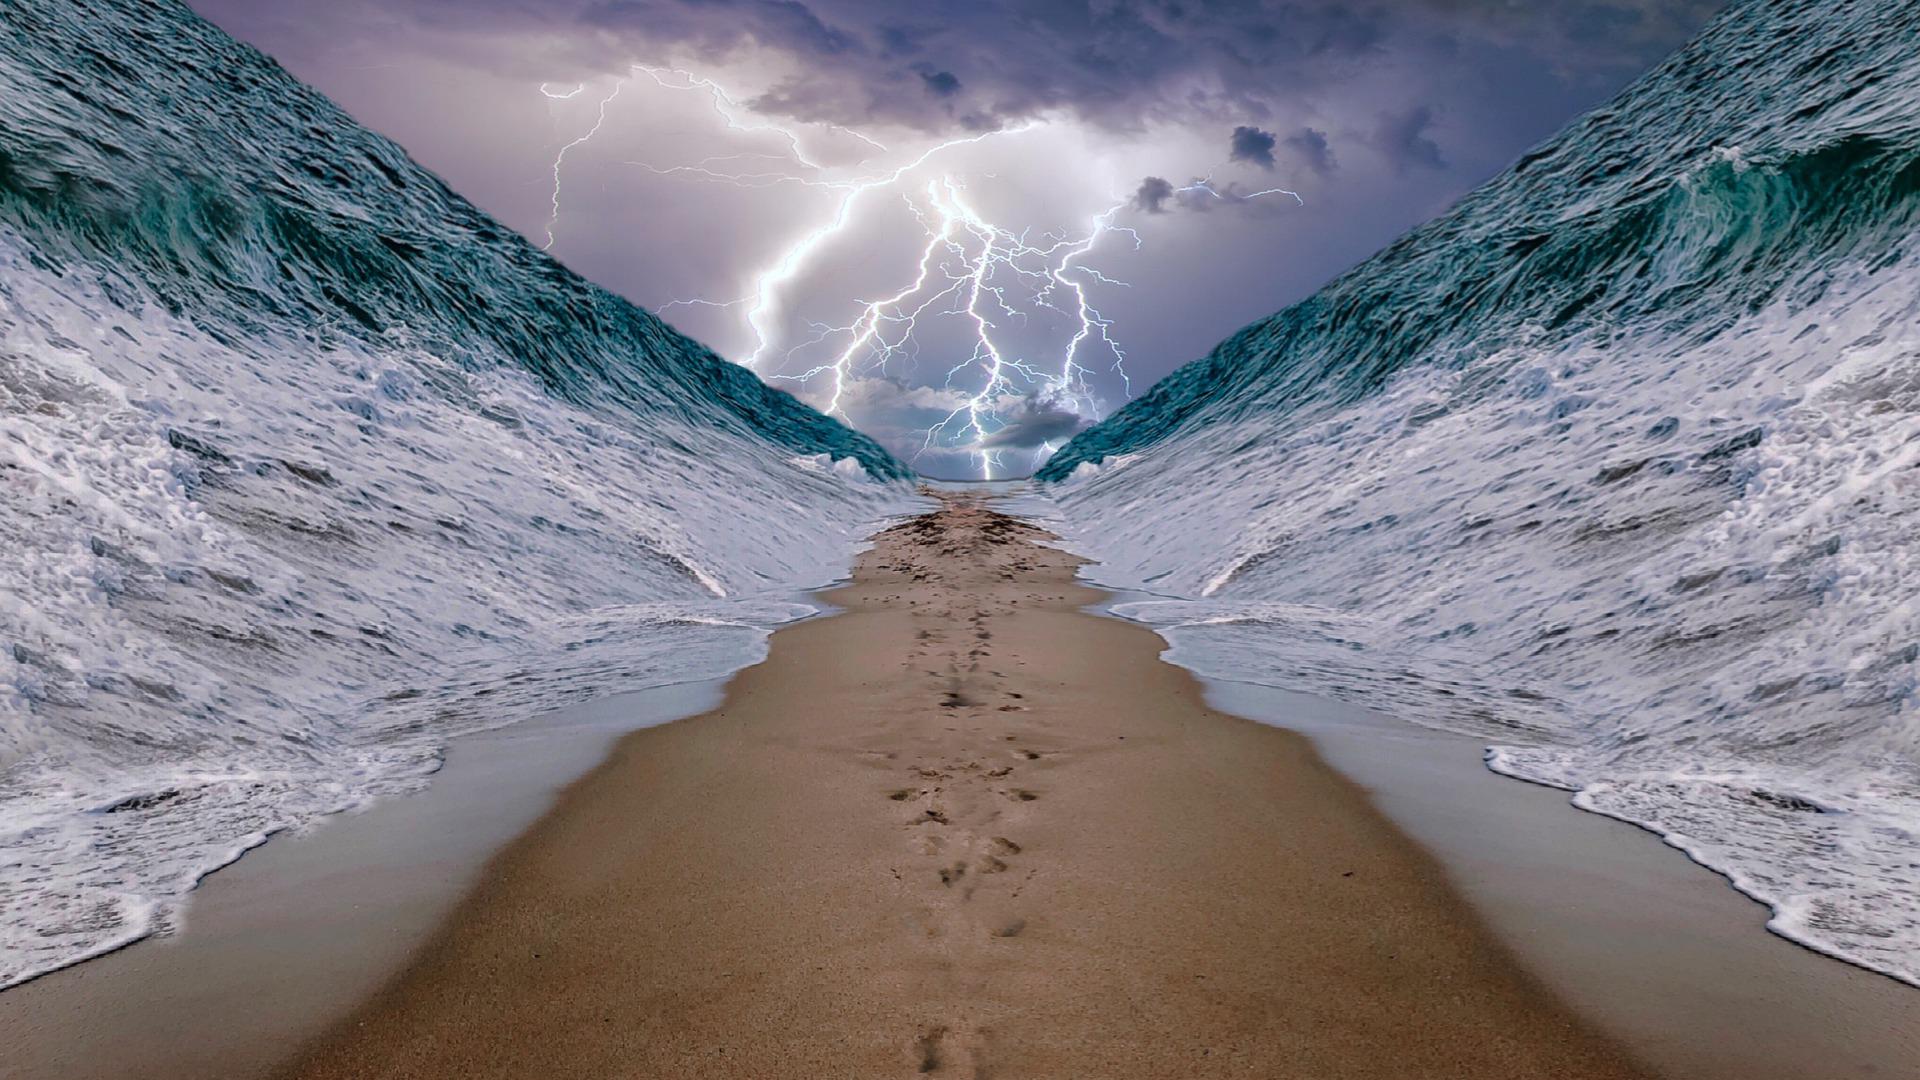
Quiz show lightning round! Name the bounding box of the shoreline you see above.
[1195,680,1920,1080]
[3,494,1913,1076]
[272,494,1647,1078]
[0,679,730,1080]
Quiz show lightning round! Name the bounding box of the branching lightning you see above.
[536,67,1299,478]
[899,180,1138,479]
[726,125,1037,374]
[542,79,626,250]
[1177,174,1305,206]
[634,65,886,170]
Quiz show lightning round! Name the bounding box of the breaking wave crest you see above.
[0,0,914,987]
[1042,0,1920,984]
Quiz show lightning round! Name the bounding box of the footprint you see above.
[915,1026,947,1073]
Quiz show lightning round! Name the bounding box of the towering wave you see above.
[0,0,913,987]
[1042,0,1920,983]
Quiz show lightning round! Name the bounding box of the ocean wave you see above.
[0,0,915,988]
[1042,0,1920,984]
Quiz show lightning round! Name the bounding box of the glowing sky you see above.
[188,0,1723,476]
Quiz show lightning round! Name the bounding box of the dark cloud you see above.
[975,394,1090,449]
[1132,176,1175,214]
[1229,124,1277,169]
[918,69,961,97]
[1170,178,1299,216]
[1373,106,1446,173]
[1284,126,1336,175]
[184,0,1726,468]
[584,0,861,58]
[753,0,860,56]
[1125,176,1300,217]
[194,0,1726,136]
[876,24,923,57]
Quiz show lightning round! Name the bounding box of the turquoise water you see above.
[0,0,913,988]
[1041,0,1920,984]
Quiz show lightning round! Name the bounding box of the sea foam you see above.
[0,0,915,988]
[1040,0,1920,985]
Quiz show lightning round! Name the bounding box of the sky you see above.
[188,0,1725,478]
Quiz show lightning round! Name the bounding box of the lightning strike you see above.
[651,123,1035,374]
[907,178,1137,479]
[1177,174,1305,206]
[1247,187,1308,204]
[635,65,886,170]
[542,79,627,250]
[659,295,753,312]
[539,68,1298,479]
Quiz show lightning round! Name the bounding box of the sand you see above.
[278,494,1650,1078]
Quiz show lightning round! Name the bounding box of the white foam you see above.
[0,228,914,988]
[1042,245,1920,985]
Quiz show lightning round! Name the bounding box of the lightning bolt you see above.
[635,65,885,170]
[541,68,1299,479]
[612,69,1030,381]
[1046,200,1140,402]
[659,295,753,312]
[732,125,1038,373]
[1177,174,1305,206]
[542,79,627,250]
[796,186,962,417]
[909,179,1138,480]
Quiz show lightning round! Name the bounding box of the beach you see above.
[8,491,1919,1078]
[273,493,1645,1077]
[11,0,1920,1073]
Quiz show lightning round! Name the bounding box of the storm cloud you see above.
[1229,125,1277,169]
[1285,127,1336,176]
[1373,105,1447,174]
[918,69,961,97]
[185,0,1727,474]
[975,394,1092,449]
[1132,176,1175,214]
[194,0,1728,136]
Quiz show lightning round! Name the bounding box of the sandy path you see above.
[279,493,1650,1078]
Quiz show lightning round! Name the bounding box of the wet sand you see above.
[0,680,727,1080]
[277,494,1648,1078]
[1199,681,1920,1080]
